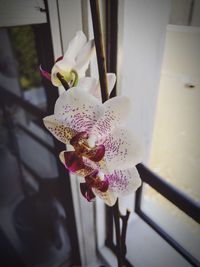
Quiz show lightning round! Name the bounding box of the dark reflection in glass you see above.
[0,23,73,267]
[0,25,47,110]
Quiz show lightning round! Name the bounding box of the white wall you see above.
[120,0,171,163]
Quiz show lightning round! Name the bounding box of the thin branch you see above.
[56,73,70,90]
[113,200,123,267]
[89,1,127,267]
[90,0,109,103]
[120,209,131,265]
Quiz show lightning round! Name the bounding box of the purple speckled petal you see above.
[54,87,104,134]
[43,115,77,144]
[100,126,143,171]
[90,96,132,139]
[105,167,141,197]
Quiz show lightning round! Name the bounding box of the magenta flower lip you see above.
[63,151,85,172]
[70,132,105,163]
[80,170,109,202]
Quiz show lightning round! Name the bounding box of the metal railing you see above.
[135,163,200,267]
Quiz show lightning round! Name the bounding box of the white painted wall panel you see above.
[120,0,171,163]
[0,0,46,27]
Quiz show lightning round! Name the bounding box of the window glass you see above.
[149,27,200,203]
[142,186,200,261]
[0,25,47,110]
[0,23,73,266]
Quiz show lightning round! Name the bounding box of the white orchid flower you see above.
[40,31,95,87]
[43,86,142,206]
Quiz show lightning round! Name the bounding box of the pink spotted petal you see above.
[91,96,132,139]
[40,65,51,80]
[80,183,96,202]
[43,115,77,144]
[105,167,141,197]
[100,126,143,171]
[54,87,104,134]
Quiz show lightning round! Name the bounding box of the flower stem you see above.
[56,72,70,90]
[113,200,123,267]
[89,0,130,266]
[90,0,109,103]
[120,209,130,265]
[113,201,131,267]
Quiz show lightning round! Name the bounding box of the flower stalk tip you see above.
[56,72,70,90]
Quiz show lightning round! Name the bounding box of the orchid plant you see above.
[41,31,142,207]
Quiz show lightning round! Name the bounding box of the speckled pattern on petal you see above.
[91,96,131,139]
[100,126,142,171]
[54,87,104,134]
[105,167,141,197]
[43,115,77,144]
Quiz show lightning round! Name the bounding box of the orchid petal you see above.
[64,31,87,60]
[43,115,77,144]
[107,73,116,93]
[101,126,143,171]
[54,87,104,134]
[106,167,141,197]
[78,77,98,95]
[75,40,95,77]
[91,96,132,139]
[93,189,117,206]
